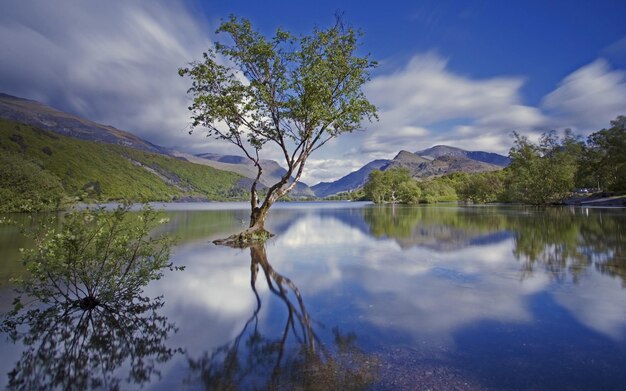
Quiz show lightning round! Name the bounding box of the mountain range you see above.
[0,92,510,200]
[312,147,509,198]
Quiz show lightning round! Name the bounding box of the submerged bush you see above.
[2,205,182,390]
[10,205,179,311]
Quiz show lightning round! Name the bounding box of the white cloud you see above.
[542,59,626,130]
[362,53,547,156]
[0,0,217,152]
[301,157,370,184]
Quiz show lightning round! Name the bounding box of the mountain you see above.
[0,93,164,153]
[0,118,247,212]
[194,153,315,198]
[383,150,431,171]
[0,92,314,198]
[409,155,502,177]
[312,146,507,197]
[415,145,510,167]
[386,149,501,178]
[311,159,390,198]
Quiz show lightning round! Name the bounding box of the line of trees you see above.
[363,116,626,205]
[363,167,456,204]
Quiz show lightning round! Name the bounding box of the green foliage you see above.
[0,119,246,212]
[577,116,626,191]
[416,178,457,203]
[455,170,506,203]
[364,168,458,204]
[180,15,377,147]
[2,206,182,390]
[397,180,422,204]
[10,205,178,309]
[505,131,581,204]
[363,168,412,203]
[0,151,67,212]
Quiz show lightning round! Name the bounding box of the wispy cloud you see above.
[542,59,626,130]
[362,53,546,155]
[0,0,220,152]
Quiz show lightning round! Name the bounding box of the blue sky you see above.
[1,0,625,184]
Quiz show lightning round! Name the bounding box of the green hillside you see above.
[0,119,246,212]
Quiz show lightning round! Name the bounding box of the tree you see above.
[363,168,412,203]
[505,131,580,204]
[180,16,377,245]
[9,206,177,310]
[456,171,505,203]
[578,116,626,191]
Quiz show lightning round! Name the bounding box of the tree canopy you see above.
[180,15,377,243]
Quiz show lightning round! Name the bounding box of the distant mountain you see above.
[415,145,510,167]
[312,145,507,197]
[383,150,431,171]
[311,159,390,198]
[410,155,501,177]
[386,149,501,178]
[195,153,315,198]
[0,93,164,154]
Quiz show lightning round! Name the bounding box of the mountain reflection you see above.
[3,296,178,391]
[185,244,378,390]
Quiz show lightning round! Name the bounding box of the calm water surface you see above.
[1,202,625,390]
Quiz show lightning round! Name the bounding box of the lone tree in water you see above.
[179,15,377,246]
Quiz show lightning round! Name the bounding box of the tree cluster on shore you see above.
[363,116,626,205]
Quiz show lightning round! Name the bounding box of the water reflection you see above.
[2,203,626,390]
[184,244,378,390]
[360,205,626,286]
[3,296,178,391]
[362,205,510,251]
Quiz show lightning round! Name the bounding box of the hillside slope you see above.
[0,119,246,212]
[0,93,315,198]
[0,93,163,153]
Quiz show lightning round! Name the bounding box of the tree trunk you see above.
[249,206,267,231]
[213,201,274,247]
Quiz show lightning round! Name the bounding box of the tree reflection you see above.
[361,205,626,286]
[186,244,378,390]
[363,205,508,250]
[3,296,178,391]
[509,208,626,285]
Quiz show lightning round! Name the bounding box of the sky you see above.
[1,0,626,185]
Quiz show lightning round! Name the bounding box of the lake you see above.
[1,202,626,390]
